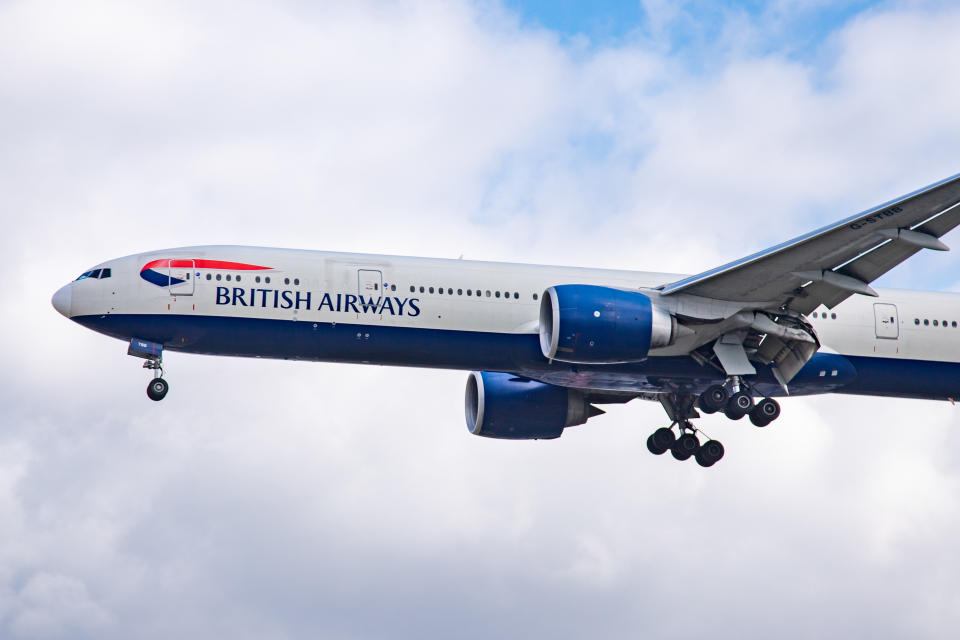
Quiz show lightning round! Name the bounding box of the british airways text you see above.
[215,287,421,316]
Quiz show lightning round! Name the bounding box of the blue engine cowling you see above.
[464,371,601,439]
[539,285,677,364]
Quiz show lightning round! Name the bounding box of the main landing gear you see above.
[695,383,781,427]
[646,422,725,468]
[645,382,782,468]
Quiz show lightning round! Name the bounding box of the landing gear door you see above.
[169,260,195,296]
[873,303,898,339]
[358,269,383,296]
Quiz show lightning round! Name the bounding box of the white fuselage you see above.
[53,246,960,400]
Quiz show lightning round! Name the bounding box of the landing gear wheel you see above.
[671,432,700,461]
[749,398,780,427]
[701,385,728,413]
[696,395,716,415]
[147,378,169,401]
[695,440,725,467]
[646,427,676,455]
[724,392,753,420]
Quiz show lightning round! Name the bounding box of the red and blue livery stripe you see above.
[140,259,272,287]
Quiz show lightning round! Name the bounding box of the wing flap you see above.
[791,201,960,312]
[660,172,960,307]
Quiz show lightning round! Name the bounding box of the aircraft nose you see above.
[51,284,72,318]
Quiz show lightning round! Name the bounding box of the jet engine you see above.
[464,371,602,439]
[539,285,677,364]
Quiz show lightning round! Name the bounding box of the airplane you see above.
[51,173,960,467]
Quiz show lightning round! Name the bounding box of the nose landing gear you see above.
[128,338,169,402]
[144,359,169,401]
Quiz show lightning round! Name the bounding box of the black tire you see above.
[671,433,700,461]
[147,378,169,401]
[701,385,728,413]
[647,434,666,455]
[695,440,725,467]
[724,392,753,420]
[749,411,771,427]
[756,397,781,422]
[696,395,716,415]
[652,427,676,451]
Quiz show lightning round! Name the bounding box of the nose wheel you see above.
[147,376,169,401]
[143,358,169,401]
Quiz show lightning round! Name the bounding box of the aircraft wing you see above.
[659,172,960,313]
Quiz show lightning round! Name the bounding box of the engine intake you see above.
[465,371,601,439]
[539,285,677,364]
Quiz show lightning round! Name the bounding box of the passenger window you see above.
[486,290,491,297]
[295,278,300,286]
[207,274,212,281]
[410,286,415,293]
[934,320,939,326]
[533,293,538,300]
[419,286,425,293]
[830,313,836,319]
[448,288,453,295]
[235,275,240,282]
[458,289,463,295]
[429,287,434,294]
[812,312,818,318]
[924,319,929,326]
[467,290,472,296]
[216,274,222,281]
[495,291,501,298]
[256,276,261,283]
[226,274,232,281]
[914,318,920,325]
[284,278,290,285]
[265,277,271,284]
[391,284,397,292]
[513,292,518,299]
[438,287,444,295]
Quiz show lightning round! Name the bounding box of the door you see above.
[358,269,383,296]
[874,303,898,339]
[169,259,195,296]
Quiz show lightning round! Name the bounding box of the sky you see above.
[3,0,960,637]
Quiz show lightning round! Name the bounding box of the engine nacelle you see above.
[464,371,599,440]
[539,285,677,364]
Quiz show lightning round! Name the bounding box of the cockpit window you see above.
[75,268,111,280]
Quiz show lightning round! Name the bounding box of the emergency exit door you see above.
[169,260,195,296]
[873,303,898,339]
[358,269,382,295]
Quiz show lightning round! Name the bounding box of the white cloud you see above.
[3,0,960,637]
